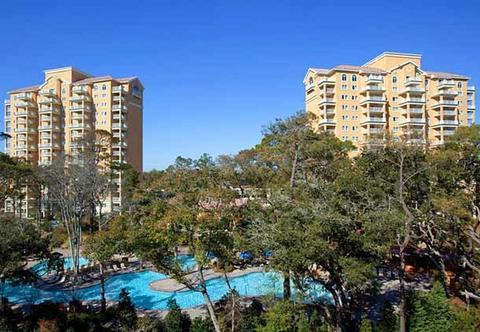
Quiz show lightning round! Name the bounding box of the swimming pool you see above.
[5,255,331,310]
[31,257,91,276]
[1,270,331,310]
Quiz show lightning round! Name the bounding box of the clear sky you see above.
[1,0,479,170]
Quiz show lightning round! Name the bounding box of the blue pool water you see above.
[3,255,331,310]
[31,257,90,276]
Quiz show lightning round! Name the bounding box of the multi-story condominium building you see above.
[304,52,476,151]
[2,67,143,218]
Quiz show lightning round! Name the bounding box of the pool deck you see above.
[149,266,264,292]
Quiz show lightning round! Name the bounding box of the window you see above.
[392,76,397,83]
[352,115,359,120]
[342,105,348,110]
[392,87,397,92]
[392,106,398,111]
[342,125,349,131]
[353,106,358,110]
[102,93,107,98]
[309,77,313,85]
[352,85,357,91]
[352,75,357,82]
[393,117,398,122]
[352,136,358,142]
[342,136,348,141]
[94,84,98,90]
[341,84,348,90]
[102,84,107,91]
[392,97,398,102]
[352,126,358,131]
[352,96,358,100]
[341,94,348,100]
[342,74,347,81]
[393,127,399,132]
[342,115,349,120]
[457,82,462,89]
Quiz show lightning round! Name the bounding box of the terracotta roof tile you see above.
[425,71,469,80]
[9,85,41,94]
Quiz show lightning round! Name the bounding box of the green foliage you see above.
[409,282,453,332]
[137,316,165,332]
[164,299,191,332]
[359,316,373,332]
[241,299,265,332]
[190,317,215,332]
[116,289,138,331]
[376,301,398,332]
[0,299,17,332]
[256,301,309,332]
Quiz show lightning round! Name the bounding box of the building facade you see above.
[3,67,143,218]
[304,52,476,151]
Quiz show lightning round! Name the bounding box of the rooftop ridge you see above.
[363,51,422,67]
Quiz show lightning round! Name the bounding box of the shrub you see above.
[164,299,191,332]
[116,288,138,331]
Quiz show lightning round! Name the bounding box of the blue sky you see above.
[1,0,479,170]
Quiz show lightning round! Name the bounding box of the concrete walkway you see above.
[150,267,264,292]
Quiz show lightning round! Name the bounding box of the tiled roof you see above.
[9,85,41,94]
[425,71,469,80]
[116,76,138,83]
[309,65,386,76]
[72,76,116,85]
[310,68,330,74]
[334,65,386,74]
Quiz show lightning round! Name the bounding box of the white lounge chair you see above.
[120,263,127,270]
[113,265,120,272]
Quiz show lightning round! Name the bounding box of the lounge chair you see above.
[120,263,127,270]
[112,264,120,272]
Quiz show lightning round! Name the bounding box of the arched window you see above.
[102,84,107,91]
[352,74,357,82]
[341,74,347,81]
[309,77,314,85]
[392,76,397,83]
[457,82,462,89]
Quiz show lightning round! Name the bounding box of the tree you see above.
[190,317,215,332]
[164,299,190,332]
[359,316,373,332]
[0,216,50,298]
[256,301,309,332]
[116,288,138,331]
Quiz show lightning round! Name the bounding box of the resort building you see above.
[304,52,476,151]
[2,67,143,218]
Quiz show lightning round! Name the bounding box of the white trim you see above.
[387,61,426,74]
[44,66,92,78]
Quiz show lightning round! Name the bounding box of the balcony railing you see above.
[360,97,387,104]
[112,86,126,94]
[432,100,459,108]
[404,77,422,85]
[438,80,455,89]
[14,101,36,108]
[17,92,34,100]
[432,120,459,127]
[318,98,336,105]
[365,75,384,83]
[72,86,88,94]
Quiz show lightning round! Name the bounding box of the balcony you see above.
[467,86,475,92]
[39,90,56,97]
[14,127,35,133]
[406,139,425,145]
[441,110,457,116]
[404,77,422,86]
[321,87,335,95]
[112,142,128,148]
[399,119,426,126]
[112,86,126,94]
[39,97,60,105]
[70,95,91,103]
[431,100,459,109]
[399,98,425,106]
[72,86,88,94]
[318,78,336,86]
[113,114,126,120]
[14,101,36,108]
[363,107,384,114]
[112,105,127,112]
[15,110,36,117]
[318,119,336,126]
[361,117,387,124]
[69,123,91,129]
[305,83,315,92]
[432,89,458,98]
[112,123,128,131]
[38,125,61,131]
[113,96,125,102]
[402,108,424,115]
[360,97,387,105]
[360,85,385,94]
[431,120,459,128]
[17,92,34,101]
[318,98,336,106]
[364,75,384,84]
[434,129,456,136]
[399,87,425,95]
[437,80,455,89]
[70,105,92,112]
[365,127,384,134]
[39,107,61,114]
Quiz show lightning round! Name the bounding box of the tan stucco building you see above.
[304,52,476,151]
[3,67,143,218]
